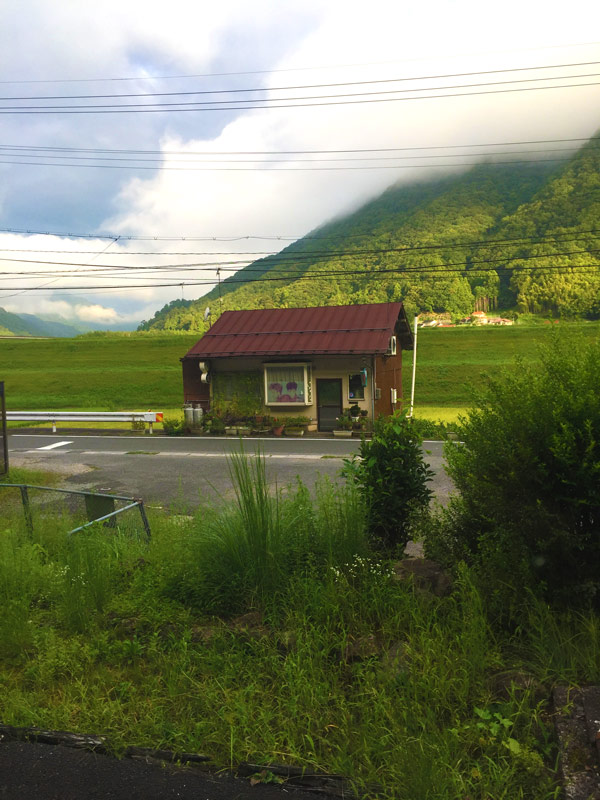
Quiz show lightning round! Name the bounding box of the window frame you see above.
[263,362,312,407]
[348,372,366,401]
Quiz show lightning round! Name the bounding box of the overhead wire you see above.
[1,40,598,84]
[2,236,600,271]
[0,261,598,292]
[2,77,600,114]
[0,133,597,156]
[0,145,594,168]
[1,60,599,102]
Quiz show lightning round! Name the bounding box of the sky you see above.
[0,0,599,329]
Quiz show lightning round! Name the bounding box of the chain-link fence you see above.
[0,484,151,540]
[0,382,7,477]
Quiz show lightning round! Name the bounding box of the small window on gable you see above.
[348,373,365,400]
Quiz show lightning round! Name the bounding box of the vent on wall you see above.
[389,336,397,355]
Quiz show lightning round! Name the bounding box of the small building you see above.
[181,302,413,431]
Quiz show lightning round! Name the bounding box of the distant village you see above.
[419,311,514,328]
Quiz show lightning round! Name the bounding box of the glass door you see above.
[317,378,342,431]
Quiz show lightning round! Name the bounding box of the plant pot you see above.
[333,429,353,438]
[237,426,251,436]
[272,425,285,436]
[285,427,304,437]
[225,426,238,435]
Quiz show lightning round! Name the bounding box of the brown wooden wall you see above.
[374,351,402,417]
[181,357,210,408]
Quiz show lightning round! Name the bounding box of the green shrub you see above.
[162,416,185,436]
[427,331,600,609]
[408,416,451,441]
[343,412,433,552]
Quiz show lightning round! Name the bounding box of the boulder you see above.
[392,558,452,597]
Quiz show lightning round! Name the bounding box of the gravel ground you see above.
[0,741,323,800]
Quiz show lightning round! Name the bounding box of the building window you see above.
[348,373,365,400]
[264,364,311,405]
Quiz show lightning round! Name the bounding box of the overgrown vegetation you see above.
[0,468,578,798]
[343,412,433,551]
[426,331,600,611]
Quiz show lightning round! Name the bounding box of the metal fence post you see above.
[0,382,8,477]
[19,485,33,534]
[137,501,151,541]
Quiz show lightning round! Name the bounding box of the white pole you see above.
[409,315,419,419]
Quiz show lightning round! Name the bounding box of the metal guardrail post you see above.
[19,485,33,534]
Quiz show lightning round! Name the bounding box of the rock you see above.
[554,685,600,799]
[490,670,548,701]
[341,634,379,663]
[392,558,452,597]
[379,640,410,679]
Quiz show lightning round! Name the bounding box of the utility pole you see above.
[408,314,419,419]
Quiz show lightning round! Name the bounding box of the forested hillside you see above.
[140,137,600,333]
[0,308,81,337]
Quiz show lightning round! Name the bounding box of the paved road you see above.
[7,432,453,509]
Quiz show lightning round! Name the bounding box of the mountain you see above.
[139,138,600,332]
[0,308,82,337]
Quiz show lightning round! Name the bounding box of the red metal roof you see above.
[183,303,410,358]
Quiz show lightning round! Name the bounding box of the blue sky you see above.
[0,0,599,328]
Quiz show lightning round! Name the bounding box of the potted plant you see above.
[271,418,285,436]
[349,403,361,421]
[284,415,312,436]
[333,411,353,438]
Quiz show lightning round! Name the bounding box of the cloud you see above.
[0,0,599,325]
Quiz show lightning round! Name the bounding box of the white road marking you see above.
[36,440,73,451]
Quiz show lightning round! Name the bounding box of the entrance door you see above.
[317,378,343,431]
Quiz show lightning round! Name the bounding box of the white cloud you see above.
[0,0,599,324]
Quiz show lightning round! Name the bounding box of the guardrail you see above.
[7,411,164,434]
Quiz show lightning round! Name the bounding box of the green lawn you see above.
[1,333,199,411]
[405,322,600,422]
[2,324,599,425]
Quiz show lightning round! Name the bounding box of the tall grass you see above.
[0,451,597,797]
[158,451,369,614]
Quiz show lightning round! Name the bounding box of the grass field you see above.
[2,323,599,425]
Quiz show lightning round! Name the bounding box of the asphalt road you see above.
[7,431,453,509]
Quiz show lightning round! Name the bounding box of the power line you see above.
[0,145,592,166]
[2,42,599,85]
[2,79,600,114]
[6,229,600,257]
[6,40,600,87]
[0,134,596,156]
[0,156,583,172]
[1,261,598,292]
[3,226,600,250]
[2,247,599,283]
[2,238,600,270]
[2,60,599,102]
